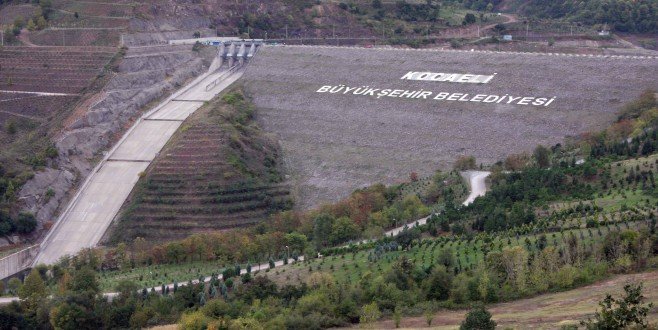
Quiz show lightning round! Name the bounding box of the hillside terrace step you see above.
[129,218,266,230]
[141,185,289,196]
[134,200,277,214]
[127,220,264,232]
[152,163,227,170]
[143,180,282,189]
[146,179,285,188]
[130,210,268,222]
[0,46,116,52]
[140,191,290,204]
[173,137,225,143]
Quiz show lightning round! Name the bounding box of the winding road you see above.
[357,170,490,242]
[0,170,491,304]
[462,170,491,205]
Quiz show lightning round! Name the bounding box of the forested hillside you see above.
[488,0,658,33]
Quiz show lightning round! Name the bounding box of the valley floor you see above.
[351,270,658,329]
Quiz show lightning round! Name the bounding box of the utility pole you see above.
[526,21,529,37]
[333,25,336,46]
[348,22,351,40]
[285,24,288,40]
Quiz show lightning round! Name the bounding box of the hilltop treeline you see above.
[434,90,657,236]
[3,227,656,329]
[499,0,658,33]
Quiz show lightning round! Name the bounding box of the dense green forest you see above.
[481,0,658,33]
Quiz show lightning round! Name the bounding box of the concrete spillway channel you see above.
[32,43,256,266]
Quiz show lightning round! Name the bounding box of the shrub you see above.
[15,212,37,234]
[581,283,653,329]
[454,156,476,171]
[5,121,16,134]
[462,13,477,25]
[359,302,381,327]
[179,311,209,330]
[460,305,496,330]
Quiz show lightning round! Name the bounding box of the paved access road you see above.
[34,63,245,266]
[358,170,491,242]
[0,169,491,304]
[462,170,491,206]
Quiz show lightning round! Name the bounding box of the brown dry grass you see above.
[352,271,658,329]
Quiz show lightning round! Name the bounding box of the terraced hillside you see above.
[0,46,114,93]
[0,45,116,146]
[0,45,117,242]
[110,89,292,243]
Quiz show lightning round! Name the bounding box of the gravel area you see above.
[241,46,658,209]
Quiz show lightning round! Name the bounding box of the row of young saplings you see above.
[142,188,290,205]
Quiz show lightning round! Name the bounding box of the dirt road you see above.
[483,13,518,31]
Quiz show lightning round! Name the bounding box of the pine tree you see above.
[18,269,47,314]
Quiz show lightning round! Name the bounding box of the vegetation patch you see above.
[110,87,292,243]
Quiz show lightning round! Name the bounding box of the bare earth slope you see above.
[241,46,658,209]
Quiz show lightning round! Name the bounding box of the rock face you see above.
[17,168,75,229]
[18,45,214,229]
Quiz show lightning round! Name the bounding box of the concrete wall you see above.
[0,245,39,280]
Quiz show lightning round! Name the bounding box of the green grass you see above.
[593,188,658,212]
[95,215,650,291]
[398,176,433,198]
[98,261,227,291]
[258,220,649,287]
[548,155,658,214]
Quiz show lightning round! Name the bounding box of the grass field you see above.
[353,270,658,329]
[98,261,226,292]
